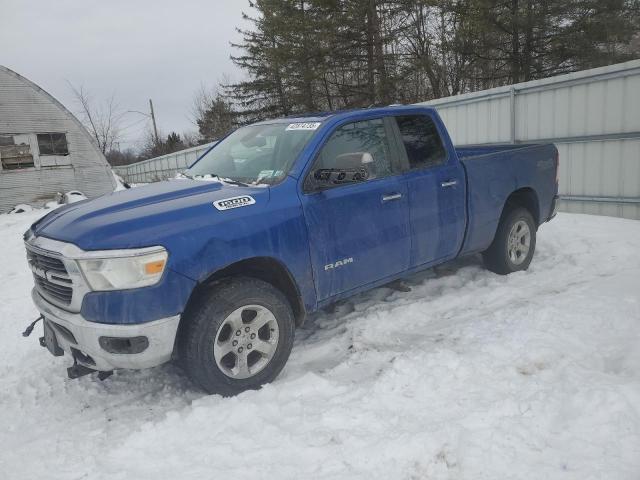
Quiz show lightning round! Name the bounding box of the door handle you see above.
[441,180,458,188]
[382,193,403,202]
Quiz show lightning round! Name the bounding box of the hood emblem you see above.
[213,195,256,211]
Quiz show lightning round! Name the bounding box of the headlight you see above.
[77,248,168,291]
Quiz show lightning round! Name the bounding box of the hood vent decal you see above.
[213,195,256,211]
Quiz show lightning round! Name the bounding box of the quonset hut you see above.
[0,65,116,212]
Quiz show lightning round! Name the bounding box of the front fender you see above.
[167,182,317,314]
[80,268,197,324]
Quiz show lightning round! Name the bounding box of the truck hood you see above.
[31,180,270,250]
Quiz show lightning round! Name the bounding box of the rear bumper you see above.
[32,289,180,371]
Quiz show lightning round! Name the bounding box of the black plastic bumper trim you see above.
[98,336,149,354]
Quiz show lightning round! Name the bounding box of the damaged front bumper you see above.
[32,289,180,373]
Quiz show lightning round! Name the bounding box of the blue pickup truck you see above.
[24,105,558,395]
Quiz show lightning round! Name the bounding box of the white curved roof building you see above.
[0,65,116,212]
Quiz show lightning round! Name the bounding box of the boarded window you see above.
[37,133,69,156]
[0,135,14,147]
[0,135,35,170]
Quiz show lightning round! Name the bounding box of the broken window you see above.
[0,135,35,170]
[37,133,69,156]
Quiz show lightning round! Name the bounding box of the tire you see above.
[178,277,295,396]
[482,206,536,275]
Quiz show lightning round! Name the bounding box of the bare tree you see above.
[137,126,165,160]
[191,83,214,127]
[68,82,124,154]
[181,130,201,148]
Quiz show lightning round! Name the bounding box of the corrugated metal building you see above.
[113,142,216,184]
[0,65,116,212]
[420,60,640,220]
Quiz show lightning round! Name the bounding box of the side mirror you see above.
[309,152,373,190]
[334,151,373,168]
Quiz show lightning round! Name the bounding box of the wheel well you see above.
[187,257,306,327]
[504,188,540,226]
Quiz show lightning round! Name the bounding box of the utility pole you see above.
[149,99,159,146]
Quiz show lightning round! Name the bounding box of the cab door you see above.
[390,114,466,267]
[300,117,410,302]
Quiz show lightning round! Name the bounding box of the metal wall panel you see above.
[113,142,216,184]
[420,60,640,220]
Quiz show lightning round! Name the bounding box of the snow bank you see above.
[0,212,638,479]
[112,171,129,191]
[8,204,33,214]
[8,191,85,214]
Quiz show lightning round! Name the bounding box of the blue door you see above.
[300,118,411,301]
[391,114,466,267]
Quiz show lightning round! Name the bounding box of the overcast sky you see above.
[2,0,249,149]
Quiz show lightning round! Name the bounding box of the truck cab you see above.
[25,105,558,395]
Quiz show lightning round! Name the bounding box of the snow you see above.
[8,204,33,214]
[9,190,87,213]
[61,191,88,204]
[0,211,639,479]
[112,172,129,191]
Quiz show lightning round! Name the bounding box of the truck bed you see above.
[456,144,540,160]
[456,143,558,256]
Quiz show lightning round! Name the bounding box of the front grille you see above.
[27,249,73,306]
[33,275,73,304]
[27,250,67,274]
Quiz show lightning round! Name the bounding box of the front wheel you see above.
[482,206,536,275]
[178,277,295,395]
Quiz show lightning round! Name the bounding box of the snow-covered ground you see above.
[1,210,638,480]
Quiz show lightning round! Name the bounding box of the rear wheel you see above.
[178,277,295,395]
[482,206,536,275]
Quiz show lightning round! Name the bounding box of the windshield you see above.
[186,122,318,185]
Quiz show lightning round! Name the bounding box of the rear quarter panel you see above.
[459,143,558,255]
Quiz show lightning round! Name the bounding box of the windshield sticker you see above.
[257,170,275,180]
[213,195,256,211]
[286,122,321,131]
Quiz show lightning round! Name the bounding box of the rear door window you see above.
[394,115,446,170]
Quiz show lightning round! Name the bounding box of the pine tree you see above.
[196,94,237,142]
[165,132,185,153]
[225,0,639,120]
